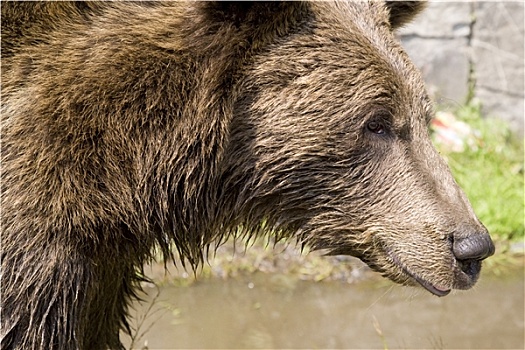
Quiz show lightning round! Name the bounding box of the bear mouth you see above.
[397,263,451,297]
[387,251,452,297]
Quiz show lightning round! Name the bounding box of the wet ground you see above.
[123,260,524,349]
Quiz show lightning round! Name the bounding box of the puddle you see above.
[123,265,524,349]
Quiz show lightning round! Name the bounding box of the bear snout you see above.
[452,227,495,262]
[449,225,495,290]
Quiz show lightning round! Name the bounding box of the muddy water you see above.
[123,266,524,349]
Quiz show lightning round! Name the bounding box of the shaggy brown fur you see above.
[1,2,494,349]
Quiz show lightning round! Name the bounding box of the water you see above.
[123,265,524,349]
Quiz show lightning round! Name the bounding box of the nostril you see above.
[452,234,495,261]
[458,259,482,278]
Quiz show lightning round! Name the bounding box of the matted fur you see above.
[1,2,493,349]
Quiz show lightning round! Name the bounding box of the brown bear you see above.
[1,2,495,350]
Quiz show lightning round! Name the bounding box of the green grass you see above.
[432,103,524,243]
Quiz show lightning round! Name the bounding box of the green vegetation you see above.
[432,103,524,243]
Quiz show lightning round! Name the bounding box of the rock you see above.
[398,1,524,136]
[472,2,525,135]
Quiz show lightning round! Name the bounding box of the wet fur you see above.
[1,2,491,350]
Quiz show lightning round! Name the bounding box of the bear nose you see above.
[452,228,495,261]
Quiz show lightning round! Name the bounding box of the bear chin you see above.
[378,248,484,297]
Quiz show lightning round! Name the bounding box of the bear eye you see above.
[366,120,386,135]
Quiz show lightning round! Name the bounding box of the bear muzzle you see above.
[450,225,495,291]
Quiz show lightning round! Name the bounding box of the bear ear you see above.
[385,1,426,29]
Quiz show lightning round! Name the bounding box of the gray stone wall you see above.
[398,1,524,135]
